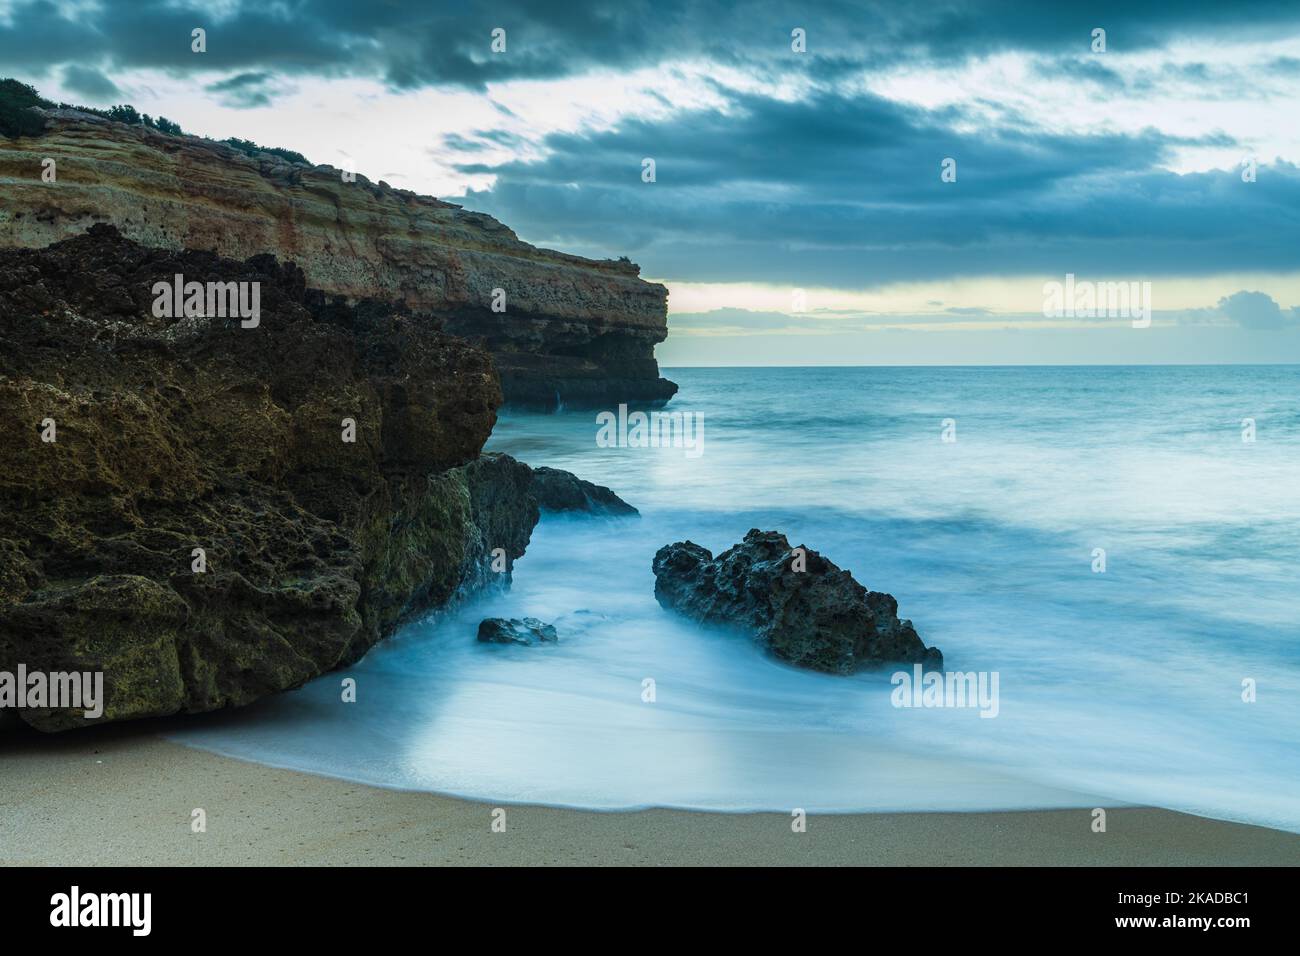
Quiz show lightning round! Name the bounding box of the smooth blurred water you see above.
[171,366,1300,829]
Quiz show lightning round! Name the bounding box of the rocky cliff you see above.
[0,225,545,730]
[0,108,676,408]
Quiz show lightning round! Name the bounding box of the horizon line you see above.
[659,362,1300,369]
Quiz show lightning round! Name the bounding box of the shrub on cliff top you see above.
[0,79,49,138]
[0,77,185,139]
[220,136,309,166]
[0,77,309,166]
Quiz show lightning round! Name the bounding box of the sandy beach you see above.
[3,723,1296,866]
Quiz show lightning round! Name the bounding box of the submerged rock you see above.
[527,465,638,516]
[477,617,558,645]
[652,529,942,674]
[0,226,540,731]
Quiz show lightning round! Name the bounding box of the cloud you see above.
[2,1,1300,91]
[1031,56,1127,90]
[446,84,1300,286]
[668,303,1300,342]
[5,1,1299,313]
[667,309,805,333]
[1216,290,1296,329]
[205,71,283,108]
[60,65,120,101]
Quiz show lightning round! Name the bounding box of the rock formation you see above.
[0,107,676,408]
[527,465,639,516]
[653,530,942,674]
[477,617,558,645]
[0,225,541,730]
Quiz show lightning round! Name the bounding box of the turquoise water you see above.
[171,366,1300,830]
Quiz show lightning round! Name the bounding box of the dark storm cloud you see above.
[447,89,1298,285]
[0,1,348,78]
[3,0,1300,90]
[458,87,1232,198]
[205,71,283,108]
[60,65,121,101]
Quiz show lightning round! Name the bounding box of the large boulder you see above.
[0,225,540,730]
[477,617,558,646]
[653,529,942,674]
[527,465,638,516]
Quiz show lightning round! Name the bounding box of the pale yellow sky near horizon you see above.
[655,272,1300,321]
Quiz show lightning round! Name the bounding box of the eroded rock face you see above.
[0,110,676,408]
[0,225,540,730]
[652,530,942,674]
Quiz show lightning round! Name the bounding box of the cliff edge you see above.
[0,107,677,408]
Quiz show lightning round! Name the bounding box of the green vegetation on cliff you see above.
[0,77,307,165]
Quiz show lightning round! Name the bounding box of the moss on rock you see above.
[0,226,539,731]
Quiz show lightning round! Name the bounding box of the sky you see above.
[4,0,1299,364]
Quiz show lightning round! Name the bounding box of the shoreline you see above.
[3,724,1297,866]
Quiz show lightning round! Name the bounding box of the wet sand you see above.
[3,724,1297,866]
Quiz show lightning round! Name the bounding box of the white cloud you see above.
[860,38,1300,173]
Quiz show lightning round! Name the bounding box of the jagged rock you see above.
[477,617,558,646]
[0,225,540,731]
[652,529,942,674]
[0,110,677,408]
[527,465,638,516]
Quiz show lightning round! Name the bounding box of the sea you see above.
[169,366,1300,831]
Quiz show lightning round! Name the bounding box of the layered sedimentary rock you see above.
[0,109,676,407]
[0,225,541,731]
[653,530,942,674]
